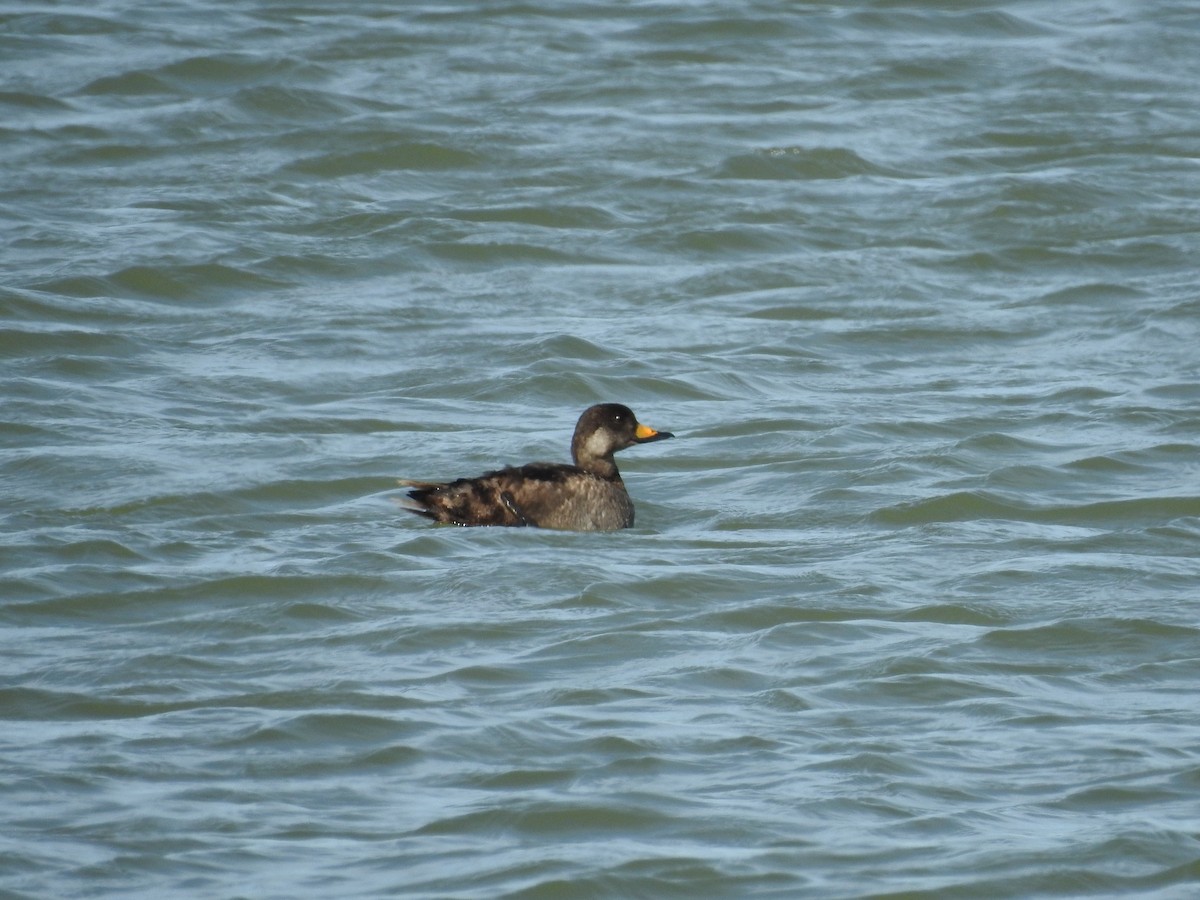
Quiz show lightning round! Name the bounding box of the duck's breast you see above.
[514,471,633,531]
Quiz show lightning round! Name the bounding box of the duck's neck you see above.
[575,453,622,482]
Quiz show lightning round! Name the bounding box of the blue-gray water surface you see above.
[3,1,1200,897]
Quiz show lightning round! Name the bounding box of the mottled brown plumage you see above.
[399,404,674,531]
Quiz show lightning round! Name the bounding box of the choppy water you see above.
[4,1,1200,897]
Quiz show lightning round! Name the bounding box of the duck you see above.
[398,403,674,531]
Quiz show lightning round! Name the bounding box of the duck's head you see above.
[572,403,674,465]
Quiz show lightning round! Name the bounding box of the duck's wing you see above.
[397,465,572,526]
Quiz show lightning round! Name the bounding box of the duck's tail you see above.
[394,479,445,520]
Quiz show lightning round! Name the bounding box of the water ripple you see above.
[4,0,1200,897]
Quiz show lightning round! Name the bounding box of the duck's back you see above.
[406,462,635,531]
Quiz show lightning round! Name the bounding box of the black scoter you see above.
[398,403,673,531]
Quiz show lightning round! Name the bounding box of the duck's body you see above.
[402,462,636,531]
[399,404,673,531]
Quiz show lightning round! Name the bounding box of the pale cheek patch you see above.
[583,430,611,458]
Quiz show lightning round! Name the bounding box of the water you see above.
[3,1,1200,896]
